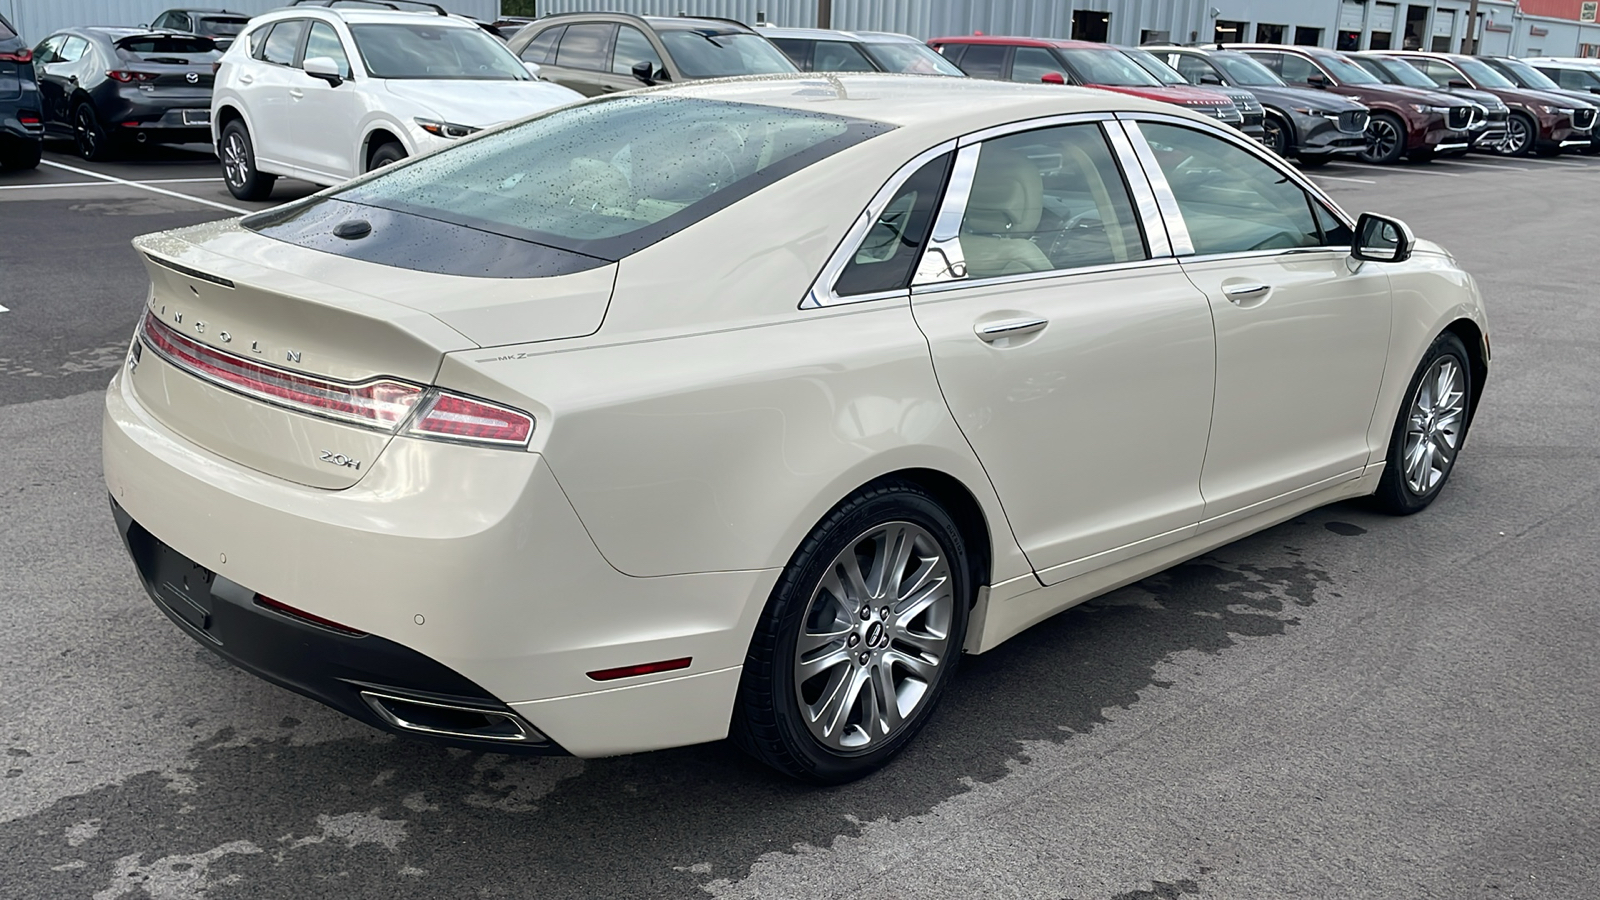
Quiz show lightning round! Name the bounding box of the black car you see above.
[32,28,219,161]
[147,9,251,50]
[506,13,796,97]
[0,11,43,170]
[1149,45,1369,166]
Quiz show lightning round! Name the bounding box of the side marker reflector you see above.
[586,657,692,682]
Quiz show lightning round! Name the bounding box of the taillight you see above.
[108,70,158,83]
[139,312,535,448]
[0,48,32,63]
[18,112,39,125]
[402,392,534,447]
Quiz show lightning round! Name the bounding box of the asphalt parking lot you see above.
[3,140,1599,900]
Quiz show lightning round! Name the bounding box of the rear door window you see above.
[555,22,614,71]
[956,43,1007,79]
[58,36,89,63]
[259,20,306,66]
[520,25,563,64]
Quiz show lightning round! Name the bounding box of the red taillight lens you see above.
[403,392,533,447]
[0,49,32,63]
[138,311,535,449]
[587,658,692,682]
[108,70,158,83]
[18,113,39,125]
[140,312,424,430]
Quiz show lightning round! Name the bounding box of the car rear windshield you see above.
[1210,53,1282,86]
[656,30,796,78]
[1059,48,1160,86]
[197,17,249,37]
[349,23,528,80]
[862,41,965,76]
[303,96,888,261]
[0,15,16,40]
[115,36,220,61]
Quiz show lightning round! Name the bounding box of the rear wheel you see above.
[220,120,275,201]
[367,141,406,171]
[1500,113,1535,157]
[1372,332,1472,515]
[732,481,972,783]
[1360,112,1407,165]
[0,139,42,170]
[73,102,114,162]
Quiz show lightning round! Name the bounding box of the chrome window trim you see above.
[1118,112,1357,259]
[911,256,1180,297]
[799,139,957,309]
[1178,246,1346,266]
[913,143,980,285]
[1103,121,1173,259]
[955,111,1117,147]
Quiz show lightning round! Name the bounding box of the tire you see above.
[1372,332,1473,516]
[220,120,275,201]
[0,139,42,170]
[1500,113,1535,157]
[1360,112,1407,165]
[732,480,973,783]
[73,102,114,162]
[1263,113,1292,157]
[367,141,406,171]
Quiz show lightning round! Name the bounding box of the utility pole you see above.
[1465,0,1481,54]
[818,0,833,29]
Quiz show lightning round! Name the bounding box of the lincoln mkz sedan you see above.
[105,76,1489,783]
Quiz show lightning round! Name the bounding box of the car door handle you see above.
[239,74,254,84]
[1223,283,1271,303]
[601,85,620,93]
[975,317,1049,341]
[289,88,304,99]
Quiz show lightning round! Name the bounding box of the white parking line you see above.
[1309,174,1377,184]
[38,160,246,214]
[0,177,223,191]
[1434,159,1531,172]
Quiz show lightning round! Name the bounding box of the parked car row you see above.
[5,2,1600,179]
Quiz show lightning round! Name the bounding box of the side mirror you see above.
[1307,72,1329,88]
[1041,71,1065,85]
[1447,78,1472,89]
[1588,85,1600,94]
[631,60,656,85]
[1351,212,1414,263]
[522,60,542,79]
[302,56,344,86]
[1198,72,1223,85]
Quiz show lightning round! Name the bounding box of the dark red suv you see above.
[1228,44,1475,164]
[1379,50,1594,156]
[929,36,1242,126]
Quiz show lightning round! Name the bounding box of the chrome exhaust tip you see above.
[359,690,546,743]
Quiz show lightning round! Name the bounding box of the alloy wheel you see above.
[1502,117,1531,156]
[1402,356,1466,495]
[74,106,99,159]
[1263,117,1288,156]
[1364,117,1400,162]
[792,522,954,754]
[222,132,250,188]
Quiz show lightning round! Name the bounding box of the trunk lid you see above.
[130,220,615,488]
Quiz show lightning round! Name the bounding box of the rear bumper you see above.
[113,498,567,755]
[102,364,772,757]
[1,113,42,144]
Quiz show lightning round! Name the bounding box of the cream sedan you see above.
[105,75,1488,783]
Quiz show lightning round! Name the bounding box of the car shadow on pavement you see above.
[0,523,1339,899]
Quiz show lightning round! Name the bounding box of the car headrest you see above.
[961,145,1044,237]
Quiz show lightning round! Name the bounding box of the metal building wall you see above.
[533,0,818,27]
[0,0,501,43]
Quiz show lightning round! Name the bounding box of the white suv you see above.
[212,5,580,200]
